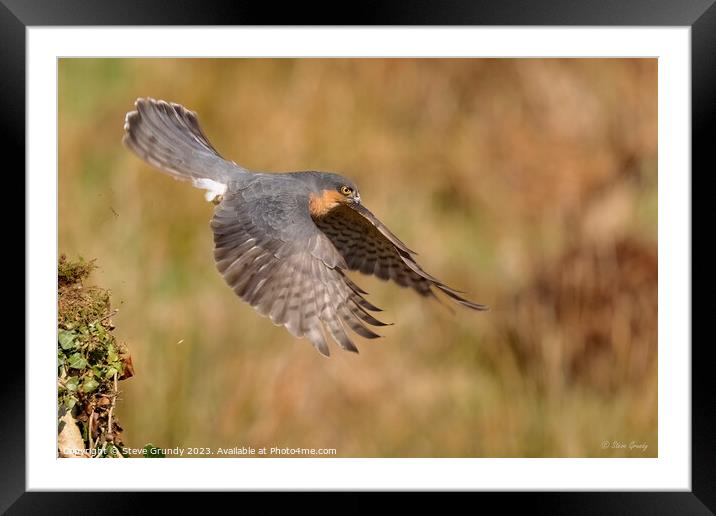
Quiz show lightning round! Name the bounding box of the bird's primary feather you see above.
[314,204,488,311]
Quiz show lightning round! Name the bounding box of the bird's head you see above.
[307,173,361,217]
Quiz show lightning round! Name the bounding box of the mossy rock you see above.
[57,255,134,458]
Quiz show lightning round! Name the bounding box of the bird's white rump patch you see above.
[192,178,227,202]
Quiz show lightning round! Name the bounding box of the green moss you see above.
[58,254,97,286]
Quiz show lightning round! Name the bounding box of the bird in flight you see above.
[123,98,487,356]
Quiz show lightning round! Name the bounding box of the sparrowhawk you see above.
[123,98,487,356]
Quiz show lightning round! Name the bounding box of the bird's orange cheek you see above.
[309,190,346,217]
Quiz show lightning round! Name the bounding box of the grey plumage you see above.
[122,98,247,184]
[123,97,487,356]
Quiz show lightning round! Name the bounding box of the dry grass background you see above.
[58,58,657,457]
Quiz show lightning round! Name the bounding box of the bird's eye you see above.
[340,186,352,196]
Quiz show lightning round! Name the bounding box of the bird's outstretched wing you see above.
[314,204,488,311]
[211,180,388,356]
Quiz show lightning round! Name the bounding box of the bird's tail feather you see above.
[123,98,247,186]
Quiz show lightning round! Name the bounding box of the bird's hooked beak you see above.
[352,192,361,205]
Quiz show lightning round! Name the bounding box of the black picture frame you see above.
[6,0,709,511]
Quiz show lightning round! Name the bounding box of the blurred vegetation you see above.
[59,58,657,457]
